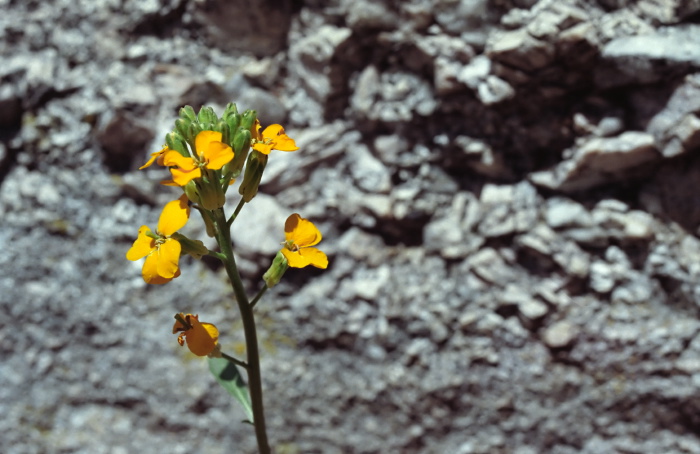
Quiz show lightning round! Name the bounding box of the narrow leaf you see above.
[208,357,253,422]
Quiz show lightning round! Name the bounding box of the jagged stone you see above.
[529,131,660,192]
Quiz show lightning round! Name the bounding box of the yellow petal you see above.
[273,135,299,151]
[126,226,156,261]
[195,130,223,159]
[163,150,197,171]
[263,124,298,151]
[142,251,162,283]
[284,213,322,247]
[169,166,201,186]
[157,195,190,236]
[252,120,262,141]
[156,238,181,278]
[299,247,328,269]
[187,316,219,356]
[252,142,274,155]
[139,146,169,169]
[281,247,310,268]
[203,141,234,170]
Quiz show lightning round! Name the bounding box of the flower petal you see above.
[273,135,299,152]
[126,226,156,261]
[139,146,170,169]
[252,142,274,155]
[163,150,197,171]
[203,141,234,170]
[252,120,262,141]
[299,247,328,269]
[169,167,201,186]
[187,317,219,356]
[157,195,190,236]
[284,213,322,247]
[142,251,162,283]
[262,124,298,151]
[195,130,223,158]
[281,248,310,268]
[156,238,181,278]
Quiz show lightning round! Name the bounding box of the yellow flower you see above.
[280,213,328,269]
[126,195,190,284]
[139,145,169,170]
[251,120,299,155]
[172,313,219,356]
[163,130,234,186]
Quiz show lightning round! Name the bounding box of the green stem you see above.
[206,250,227,261]
[228,198,246,227]
[250,286,268,309]
[221,351,249,369]
[213,208,270,454]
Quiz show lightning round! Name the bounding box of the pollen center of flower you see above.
[284,240,299,252]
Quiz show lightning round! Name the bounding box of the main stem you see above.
[213,207,270,454]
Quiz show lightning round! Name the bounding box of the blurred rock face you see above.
[3,0,700,453]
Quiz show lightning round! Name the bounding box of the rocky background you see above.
[3,0,700,452]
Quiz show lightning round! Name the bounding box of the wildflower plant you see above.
[126,104,327,453]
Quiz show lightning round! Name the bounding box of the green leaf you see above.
[208,357,253,422]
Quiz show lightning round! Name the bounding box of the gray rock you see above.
[348,144,392,193]
[478,182,539,237]
[542,320,578,348]
[647,74,700,158]
[352,69,437,122]
[453,135,511,178]
[544,197,591,229]
[529,132,660,192]
[190,0,294,56]
[477,75,516,105]
[487,28,555,72]
[599,25,700,86]
[457,54,491,90]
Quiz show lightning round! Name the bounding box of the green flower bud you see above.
[183,180,201,205]
[171,233,209,259]
[186,122,200,146]
[217,120,231,146]
[239,109,257,131]
[197,106,217,127]
[223,102,239,120]
[175,118,191,139]
[227,128,252,178]
[197,174,226,210]
[165,132,190,157]
[179,105,197,122]
[224,111,241,139]
[263,251,289,288]
[238,150,268,203]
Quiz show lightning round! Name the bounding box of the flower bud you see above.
[197,106,218,127]
[218,120,231,146]
[239,109,257,132]
[171,233,209,259]
[197,175,226,210]
[226,128,251,178]
[179,105,197,122]
[263,251,289,288]
[224,112,241,139]
[183,180,201,205]
[165,132,190,158]
[238,150,268,203]
[175,118,191,139]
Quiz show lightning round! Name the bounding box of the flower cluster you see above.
[125,103,328,353]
